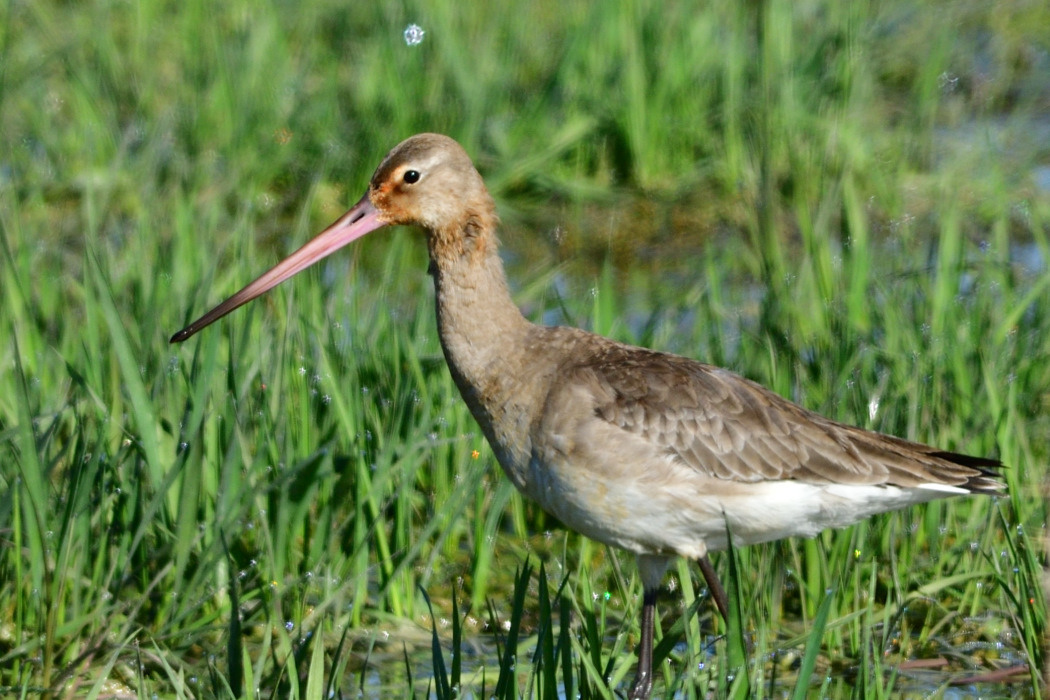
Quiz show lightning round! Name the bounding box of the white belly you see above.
[522,452,966,558]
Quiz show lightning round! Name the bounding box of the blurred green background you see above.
[1,1,1048,697]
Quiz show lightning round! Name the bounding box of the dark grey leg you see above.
[698,554,729,621]
[626,587,657,700]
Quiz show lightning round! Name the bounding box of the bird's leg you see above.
[626,557,726,700]
[629,555,669,700]
[698,555,729,622]
[626,587,657,700]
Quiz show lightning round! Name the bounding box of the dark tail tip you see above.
[931,450,1006,494]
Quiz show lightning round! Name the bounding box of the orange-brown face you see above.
[369,161,430,225]
[366,133,489,235]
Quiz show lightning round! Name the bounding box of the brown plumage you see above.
[171,133,1004,700]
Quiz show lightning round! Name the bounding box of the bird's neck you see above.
[428,228,534,446]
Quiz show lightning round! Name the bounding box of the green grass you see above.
[2,0,1048,697]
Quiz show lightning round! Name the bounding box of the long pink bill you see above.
[170,194,387,343]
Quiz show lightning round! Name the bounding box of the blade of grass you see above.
[790,584,834,700]
[420,586,451,700]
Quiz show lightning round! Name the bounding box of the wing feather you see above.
[572,341,1002,492]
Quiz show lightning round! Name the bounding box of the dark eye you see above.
[403,169,420,184]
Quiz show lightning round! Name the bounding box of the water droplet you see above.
[937,71,959,94]
[285,620,295,631]
[403,24,425,46]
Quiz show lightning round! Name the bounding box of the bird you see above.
[171,133,1004,700]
